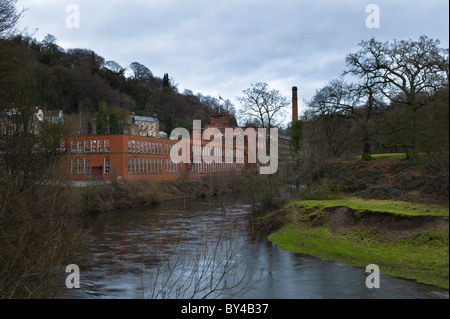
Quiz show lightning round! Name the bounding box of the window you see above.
[165,159,168,173]
[132,140,136,153]
[104,158,110,174]
[78,158,83,174]
[141,158,144,173]
[128,140,131,153]
[141,141,144,153]
[98,140,103,153]
[159,158,162,173]
[144,158,148,173]
[77,141,83,154]
[136,157,140,174]
[84,140,89,153]
[84,158,90,175]
[71,141,76,153]
[132,158,136,174]
[128,158,132,173]
[144,142,148,154]
[71,158,76,174]
[104,140,110,153]
[91,140,97,153]
[136,140,140,154]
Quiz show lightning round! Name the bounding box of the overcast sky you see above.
[16,0,449,121]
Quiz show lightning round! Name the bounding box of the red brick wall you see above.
[62,134,249,181]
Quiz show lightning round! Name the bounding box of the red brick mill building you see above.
[61,113,247,181]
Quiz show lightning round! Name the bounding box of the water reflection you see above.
[66,195,449,299]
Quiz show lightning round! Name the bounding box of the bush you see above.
[359,185,406,200]
[298,179,343,200]
[361,153,375,161]
[0,167,86,298]
[421,153,449,196]
[127,180,163,206]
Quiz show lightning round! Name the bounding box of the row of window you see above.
[70,157,244,177]
[71,140,110,154]
[128,157,182,174]
[191,162,244,174]
[68,139,246,157]
[71,158,110,175]
[128,139,173,155]
[128,140,245,157]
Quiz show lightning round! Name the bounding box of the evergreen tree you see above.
[109,113,119,134]
[163,73,170,88]
[96,101,108,135]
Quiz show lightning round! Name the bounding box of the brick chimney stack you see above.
[292,86,298,124]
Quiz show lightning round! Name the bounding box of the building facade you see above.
[130,114,159,137]
[62,134,245,181]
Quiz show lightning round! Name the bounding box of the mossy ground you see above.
[267,198,449,289]
[286,197,449,218]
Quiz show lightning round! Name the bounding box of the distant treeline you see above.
[0,33,237,133]
[297,36,449,161]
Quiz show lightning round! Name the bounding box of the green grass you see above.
[356,153,408,160]
[267,197,449,289]
[288,197,449,218]
[355,152,438,160]
[269,224,449,288]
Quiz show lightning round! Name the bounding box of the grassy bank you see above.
[285,197,449,218]
[78,175,240,214]
[261,197,449,289]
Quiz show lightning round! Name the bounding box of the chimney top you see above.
[292,86,298,124]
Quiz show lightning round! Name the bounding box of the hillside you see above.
[303,154,449,206]
[0,34,237,133]
[256,154,449,288]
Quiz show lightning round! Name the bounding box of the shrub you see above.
[299,179,343,200]
[421,153,449,196]
[359,185,406,200]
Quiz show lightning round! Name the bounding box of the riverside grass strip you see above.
[267,198,449,289]
[286,197,449,218]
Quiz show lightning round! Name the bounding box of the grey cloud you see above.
[16,0,449,117]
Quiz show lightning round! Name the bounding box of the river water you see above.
[65,195,448,299]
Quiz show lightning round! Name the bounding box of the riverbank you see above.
[78,174,240,214]
[256,197,449,289]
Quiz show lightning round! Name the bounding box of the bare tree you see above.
[0,75,86,298]
[0,0,25,85]
[104,60,126,76]
[129,62,153,84]
[346,36,449,160]
[305,80,356,158]
[236,82,289,129]
[140,222,254,299]
[0,0,24,38]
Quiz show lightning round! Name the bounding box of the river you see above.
[65,195,449,299]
